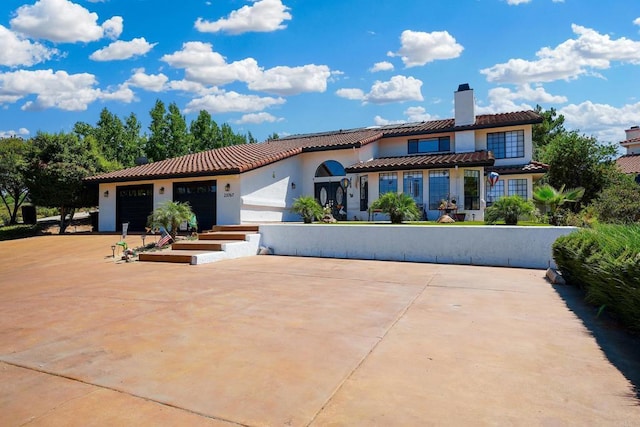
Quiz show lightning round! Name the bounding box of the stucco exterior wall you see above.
[259,224,577,269]
[475,124,533,166]
[240,156,302,223]
[455,130,475,153]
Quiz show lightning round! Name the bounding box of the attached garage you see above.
[173,180,217,232]
[116,184,154,232]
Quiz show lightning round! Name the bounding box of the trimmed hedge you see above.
[553,225,640,332]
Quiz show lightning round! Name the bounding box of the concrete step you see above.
[198,231,254,241]
[211,225,260,233]
[138,250,209,264]
[171,240,237,251]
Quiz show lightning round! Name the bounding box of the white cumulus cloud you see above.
[476,84,566,115]
[373,106,436,126]
[126,69,169,92]
[90,38,157,61]
[0,25,57,67]
[481,24,640,84]
[234,112,283,124]
[370,61,394,73]
[387,30,463,67]
[195,0,292,35]
[336,88,365,101]
[102,16,123,40]
[163,41,332,95]
[161,41,262,86]
[559,100,640,142]
[366,75,424,104]
[338,76,423,104]
[248,64,331,95]
[10,0,122,43]
[0,128,30,138]
[184,90,285,114]
[0,69,133,111]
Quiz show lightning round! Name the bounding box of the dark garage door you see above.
[173,181,217,232]
[116,184,154,232]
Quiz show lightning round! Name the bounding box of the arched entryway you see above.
[314,160,348,220]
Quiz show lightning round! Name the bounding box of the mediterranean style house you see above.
[616,125,640,180]
[86,84,547,232]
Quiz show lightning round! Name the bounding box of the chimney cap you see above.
[457,83,471,92]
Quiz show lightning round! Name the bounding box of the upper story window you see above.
[487,130,524,159]
[408,136,450,154]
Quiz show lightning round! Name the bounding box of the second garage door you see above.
[173,181,217,232]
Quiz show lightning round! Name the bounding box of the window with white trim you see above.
[379,172,397,195]
[486,180,505,206]
[408,137,450,154]
[403,171,423,205]
[428,170,450,210]
[508,179,528,199]
[487,130,524,159]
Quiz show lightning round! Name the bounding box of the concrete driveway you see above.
[0,235,638,426]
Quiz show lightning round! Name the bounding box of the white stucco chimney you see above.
[625,126,640,141]
[454,83,475,127]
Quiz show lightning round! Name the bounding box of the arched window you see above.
[315,160,345,177]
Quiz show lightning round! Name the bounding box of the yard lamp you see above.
[110,245,116,257]
[141,234,146,246]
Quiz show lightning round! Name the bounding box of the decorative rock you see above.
[546,268,566,285]
[258,246,273,255]
[437,214,455,223]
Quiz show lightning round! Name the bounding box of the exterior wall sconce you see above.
[225,183,231,192]
[103,190,109,198]
[340,177,350,188]
[159,187,165,194]
[291,182,296,190]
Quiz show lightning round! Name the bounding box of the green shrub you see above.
[0,224,41,241]
[370,192,420,224]
[590,173,640,224]
[553,224,640,332]
[290,196,323,223]
[484,195,535,225]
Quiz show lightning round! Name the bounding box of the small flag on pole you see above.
[156,227,173,247]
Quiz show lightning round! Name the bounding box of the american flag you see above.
[156,228,173,247]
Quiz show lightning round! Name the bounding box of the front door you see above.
[314,182,347,220]
[359,176,368,211]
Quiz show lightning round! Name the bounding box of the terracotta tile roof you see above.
[621,136,640,145]
[345,151,495,173]
[486,161,549,175]
[380,111,542,137]
[616,154,640,174]
[86,129,383,183]
[86,110,541,183]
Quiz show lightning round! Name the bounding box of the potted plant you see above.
[291,196,323,223]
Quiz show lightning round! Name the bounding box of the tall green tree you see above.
[146,99,169,161]
[541,131,618,207]
[94,107,125,163]
[532,105,566,161]
[122,112,145,166]
[190,110,220,151]
[0,137,30,225]
[24,132,112,233]
[166,102,191,157]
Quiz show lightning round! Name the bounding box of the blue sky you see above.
[1,0,639,146]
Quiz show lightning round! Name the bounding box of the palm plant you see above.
[484,195,535,225]
[533,184,584,225]
[290,196,323,223]
[147,200,194,240]
[370,192,420,224]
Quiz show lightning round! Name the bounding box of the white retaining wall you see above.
[258,224,578,269]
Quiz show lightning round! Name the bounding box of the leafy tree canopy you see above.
[541,130,618,207]
[0,137,31,225]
